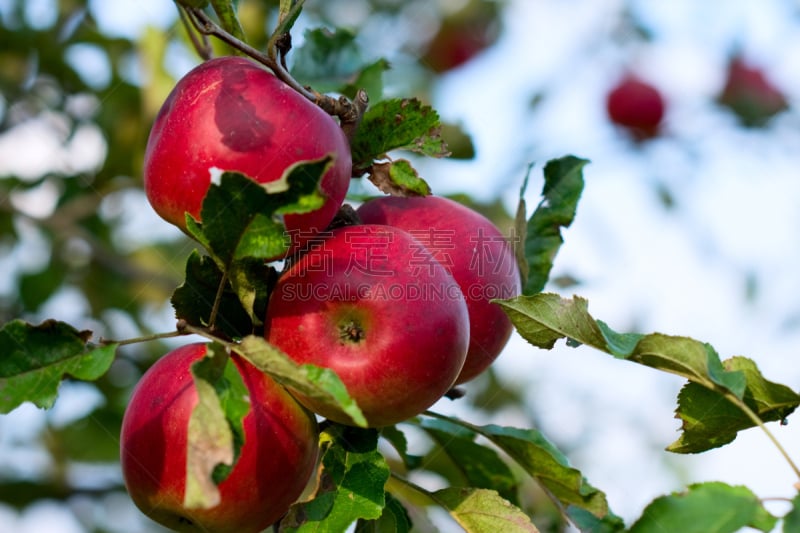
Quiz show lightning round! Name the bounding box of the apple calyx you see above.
[339,319,367,344]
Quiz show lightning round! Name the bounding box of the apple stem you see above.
[178,6,213,60]
[181,6,369,136]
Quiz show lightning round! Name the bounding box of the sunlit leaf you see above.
[192,159,330,266]
[496,293,800,452]
[282,426,390,532]
[351,98,449,170]
[496,293,746,395]
[432,487,539,532]
[236,336,367,427]
[368,159,431,197]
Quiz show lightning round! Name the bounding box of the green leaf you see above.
[496,293,800,452]
[282,426,390,532]
[210,0,246,44]
[418,413,620,530]
[668,356,800,453]
[228,257,278,328]
[380,426,423,471]
[440,122,475,160]
[0,320,116,413]
[193,159,330,266]
[368,159,431,197]
[629,482,777,533]
[236,336,367,427]
[346,59,389,103]
[170,250,254,339]
[350,98,449,170]
[355,492,412,533]
[470,422,621,529]
[432,487,539,532]
[783,493,800,532]
[291,28,388,100]
[418,418,519,504]
[496,293,746,395]
[519,156,587,295]
[275,0,304,38]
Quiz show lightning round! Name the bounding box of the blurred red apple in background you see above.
[717,55,788,127]
[606,74,666,141]
[420,0,501,73]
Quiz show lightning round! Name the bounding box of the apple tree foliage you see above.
[1,1,800,532]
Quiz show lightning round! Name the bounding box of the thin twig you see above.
[99,329,184,346]
[183,6,368,132]
[178,5,213,60]
[725,392,800,482]
[186,7,316,101]
[178,319,234,348]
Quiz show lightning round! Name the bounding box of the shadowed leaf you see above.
[0,320,116,413]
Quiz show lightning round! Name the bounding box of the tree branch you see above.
[183,6,368,132]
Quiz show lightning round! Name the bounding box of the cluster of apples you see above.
[120,55,520,532]
[606,53,788,140]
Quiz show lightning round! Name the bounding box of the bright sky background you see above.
[3,0,800,531]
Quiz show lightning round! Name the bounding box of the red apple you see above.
[120,343,319,532]
[606,74,665,140]
[356,195,521,385]
[143,56,352,256]
[421,1,500,73]
[264,224,470,426]
[717,56,788,127]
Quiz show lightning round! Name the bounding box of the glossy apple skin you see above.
[264,224,470,426]
[718,57,788,127]
[120,343,319,533]
[143,56,352,256]
[606,75,665,140]
[357,196,521,385]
